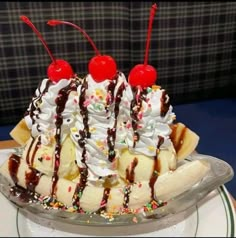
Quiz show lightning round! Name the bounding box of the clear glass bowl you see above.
[0,152,234,226]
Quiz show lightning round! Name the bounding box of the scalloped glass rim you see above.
[0,152,234,226]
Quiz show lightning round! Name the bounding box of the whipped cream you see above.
[70,72,129,182]
[125,86,175,156]
[24,72,176,183]
[24,78,78,140]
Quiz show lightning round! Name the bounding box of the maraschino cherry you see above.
[20,16,74,83]
[129,4,158,88]
[47,20,117,82]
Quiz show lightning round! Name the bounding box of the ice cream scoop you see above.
[118,145,176,183]
[22,135,79,180]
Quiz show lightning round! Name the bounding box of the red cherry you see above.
[20,16,74,82]
[128,4,158,88]
[47,20,117,82]
[88,55,117,82]
[129,64,157,87]
[47,59,74,83]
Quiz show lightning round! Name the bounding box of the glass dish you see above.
[0,152,234,227]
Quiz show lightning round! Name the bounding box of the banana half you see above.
[170,122,200,161]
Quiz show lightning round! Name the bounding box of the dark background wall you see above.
[0,1,236,125]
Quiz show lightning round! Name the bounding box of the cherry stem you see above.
[144,4,157,66]
[20,15,56,64]
[47,20,100,56]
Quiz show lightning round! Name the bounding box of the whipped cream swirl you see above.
[24,78,78,143]
[125,86,175,156]
[24,73,176,183]
[70,72,129,181]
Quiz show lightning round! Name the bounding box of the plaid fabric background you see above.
[0,2,236,125]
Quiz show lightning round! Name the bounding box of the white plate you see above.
[0,149,235,237]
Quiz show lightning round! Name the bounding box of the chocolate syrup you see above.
[26,137,36,165]
[51,81,77,196]
[105,72,121,112]
[8,154,41,203]
[25,79,51,125]
[10,184,40,203]
[30,136,41,166]
[107,128,116,162]
[25,168,42,192]
[125,157,138,183]
[8,154,21,184]
[130,87,147,148]
[97,187,111,213]
[76,79,91,168]
[123,185,132,208]
[106,80,116,112]
[106,81,125,162]
[149,136,164,199]
[72,167,88,211]
[79,80,90,139]
[160,90,170,117]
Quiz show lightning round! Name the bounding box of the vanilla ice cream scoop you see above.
[22,135,79,180]
[118,145,176,183]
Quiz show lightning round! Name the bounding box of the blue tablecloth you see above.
[174,98,236,197]
[0,98,235,196]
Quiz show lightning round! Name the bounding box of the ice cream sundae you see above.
[0,4,210,218]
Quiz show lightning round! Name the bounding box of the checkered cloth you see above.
[0,2,236,125]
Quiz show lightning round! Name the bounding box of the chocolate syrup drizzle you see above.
[76,78,90,168]
[8,154,21,185]
[25,168,42,192]
[105,82,116,113]
[107,80,125,162]
[149,135,164,200]
[130,87,147,148]
[123,185,132,209]
[96,187,111,213]
[105,72,121,113]
[25,79,51,126]
[126,157,138,183]
[26,137,36,165]
[72,167,88,211]
[8,154,42,202]
[30,136,41,166]
[72,73,126,211]
[72,78,90,211]
[160,90,170,117]
[52,81,77,196]
[79,79,90,139]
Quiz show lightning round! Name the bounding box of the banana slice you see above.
[10,119,31,146]
[0,154,210,213]
[170,123,199,161]
[154,159,209,201]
